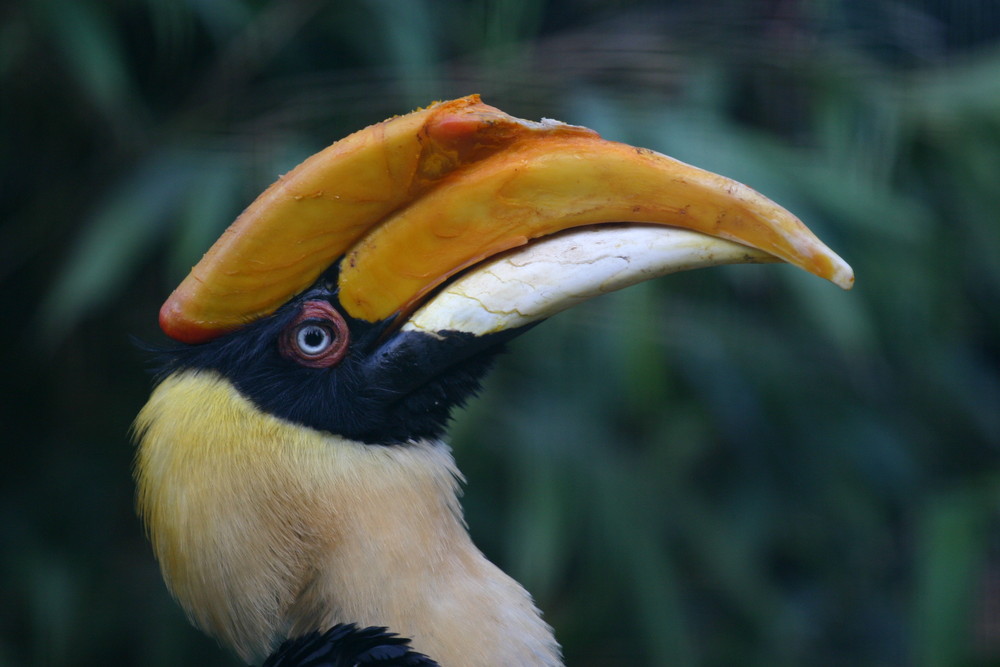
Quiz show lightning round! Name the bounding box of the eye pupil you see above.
[297,324,332,355]
[299,324,331,354]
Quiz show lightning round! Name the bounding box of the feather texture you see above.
[262,624,437,667]
[134,371,561,666]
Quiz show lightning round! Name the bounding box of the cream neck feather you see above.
[135,370,561,666]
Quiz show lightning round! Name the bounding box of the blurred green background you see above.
[3,0,1000,665]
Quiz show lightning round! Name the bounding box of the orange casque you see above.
[160,95,852,344]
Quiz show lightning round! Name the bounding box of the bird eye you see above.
[279,300,349,368]
[295,323,334,356]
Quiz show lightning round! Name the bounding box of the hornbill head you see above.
[134,96,852,666]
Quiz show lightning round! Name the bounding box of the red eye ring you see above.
[278,300,350,368]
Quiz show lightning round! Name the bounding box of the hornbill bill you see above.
[134,96,853,666]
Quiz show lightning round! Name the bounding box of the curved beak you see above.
[403,225,777,337]
[159,95,852,345]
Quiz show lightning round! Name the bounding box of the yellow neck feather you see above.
[134,370,560,666]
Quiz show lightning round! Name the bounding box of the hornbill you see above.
[134,96,853,666]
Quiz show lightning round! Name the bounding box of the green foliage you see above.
[3,1,999,665]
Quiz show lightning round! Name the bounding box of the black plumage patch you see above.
[261,624,438,667]
[152,282,521,444]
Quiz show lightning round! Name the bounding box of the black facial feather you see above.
[151,287,514,445]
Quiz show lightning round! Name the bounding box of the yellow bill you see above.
[160,96,853,343]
